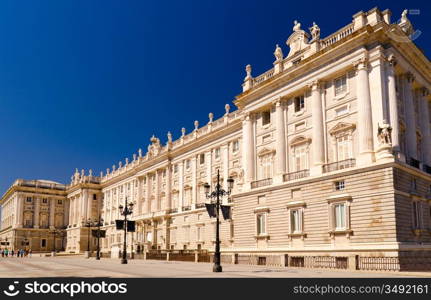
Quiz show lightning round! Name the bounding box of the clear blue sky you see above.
[0,0,430,195]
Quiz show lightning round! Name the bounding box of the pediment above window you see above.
[329,122,356,135]
[257,147,275,157]
[289,135,311,147]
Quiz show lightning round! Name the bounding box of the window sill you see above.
[293,110,305,117]
[334,91,349,100]
[254,234,270,240]
[329,229,353,238]
[254,206,270,213]
[287,232,307,240]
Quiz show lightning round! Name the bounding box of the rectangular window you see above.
[42,198,48,204]
[294,95,305,112]
[199,154,205,165]
[174,164,178,174]
[257,195,266,205]
[26,197,32,203]
[334,75,347,96]
[41,239,47,248]
[335,105,349,117]
[260,154,273,179]
[290,209,302,233]
[412,201,422,229]
[214,148,220,159]
[293,145,308,171]
[336,135,352,161]
[186,159,190,170]
[256,214,266,235]
[334,180,345,191]
[197,226,201,241]
[93,194,97,200]
[232,140,239,152]
[334,203,346,229]
[57,200,63,205]
[262,110,271,126]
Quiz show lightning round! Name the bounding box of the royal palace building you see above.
[1,8,431,270]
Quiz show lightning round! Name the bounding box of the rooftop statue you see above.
[399,9,413,36]
[274,44,283,61]
[293,20,301,32]
[309,22,320,40]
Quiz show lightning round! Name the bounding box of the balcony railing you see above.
[182,205,191,211]
[283,170,310,182]
[422,164,431,175]
[323,159,356,173]
[251,178,273,189]
[408,158,420,169]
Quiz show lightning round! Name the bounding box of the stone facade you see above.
[1,8,431,270]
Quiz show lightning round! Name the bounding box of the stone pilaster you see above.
[191,157,197,208]
[178,161,184,211]
[242,113,255,187]
[63,198,69,227]
[15,195,23,228]
[222,143,229,191]
[49,198,55,229]
[155,170,161,211]
[355,58,375,165]
[146,174,151,213]
[403,73,417,160]
[33,197,40,229]
[205,151,212,186]
[310,80,325,174]
[420,88,431,165]
[274,99,286,182]
[166,165,172,210]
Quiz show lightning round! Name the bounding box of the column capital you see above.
[273,96,284,107]
[404,72,415,83]
[386,54,397,66]
[420,87,429,97]
[241,112,254,122]
[353,57,369,71]
[307,80,323,91]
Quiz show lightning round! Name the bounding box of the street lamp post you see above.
[83,219,94,258]
[95,216,104,260]
[119,197,134,264]
[204,169,234,273]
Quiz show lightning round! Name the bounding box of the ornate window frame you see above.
[329,122,355,162]
[286,201,306,240]
[327,194,353,238]
[289,136,311,172]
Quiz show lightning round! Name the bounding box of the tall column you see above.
[403,73,417,160]
[87,192,93,221]
[420,88,431,165]
[178,161,184,211]
[63,198,69,227]
[222,144,229,190]
[242,113,255,186]
[146,174,151,213]
[205,151,212,187]
[274,99,286,180]
[15,195,23,228]
[166,165,172,210]
[69,198,74,225]
[75,196,79,225]
[386,56,400,155]
[49,198,55,229]
[155,170,161,211]
[191,157,197,208]
[310,80,325,174]
[356,58,375,165]
[33,197,40,229]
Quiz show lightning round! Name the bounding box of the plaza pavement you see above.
[0,256,430,278]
